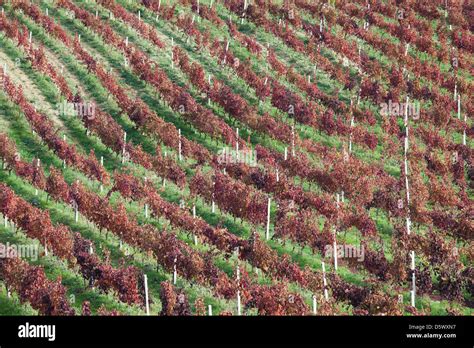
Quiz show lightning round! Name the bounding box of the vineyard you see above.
[0,0,472,317]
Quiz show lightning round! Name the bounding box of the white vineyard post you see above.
[100,156,104,193]
[46,8,48,16]
[237,290,241,315]
[457,95,461,119]
[276,168,279,182]
[211,199,215,213]
[144,274,150,315]
[44,241,48,256]
[173,257,177,285]
[138,10,141,21]
[144,203,149,218]
[193,205,197,245]
[122,132,127,164]
[29,31,32,44]
[4,216,7,228]
[208,305,212,316]
[349,100,354,153]
[236,128,239,160]
[333,194,340,272]
[410,251,416,307]
[265,197,271,240]
[209,0,213,9]
[322,261,329,301]
[454,83,457,101]
[171,41,174,69]
[236,265,241,315]
[291,125,295,157]
[463,110,467,146]
[35,159,40,196]
[178,129,182,161]
[312,295,317,315]
[125,37,128,47]
[74,206,79,223]
[404,96,411,235]
[284,147,288,160]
